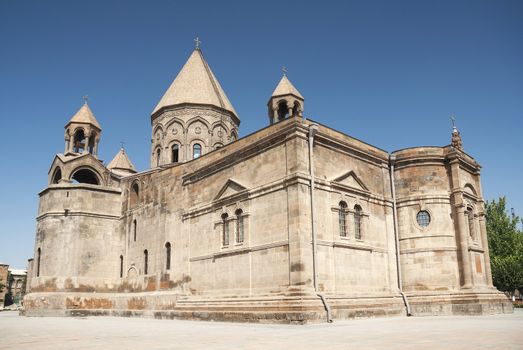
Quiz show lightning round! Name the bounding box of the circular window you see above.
[416,210,431,228]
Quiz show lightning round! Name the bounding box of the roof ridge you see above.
[198,49,225,109]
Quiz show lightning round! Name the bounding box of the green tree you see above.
[486,197,523,295]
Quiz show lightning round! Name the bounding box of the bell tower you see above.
[268,71,304,125]
[64,99,102,157]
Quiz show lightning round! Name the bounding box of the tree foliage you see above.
[486,197,523,293]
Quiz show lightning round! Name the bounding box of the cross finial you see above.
[83,95,89,104]
[120,140,126,149]
[194,37,201,50]
[282,66,287,76]
[450,115,456,128]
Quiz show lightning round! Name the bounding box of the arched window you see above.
[277,101,289,121]
[52,167,62,184]
[133,219,137,242]
[156,148,161,167]
[73,129,85,153]
[193,143,202,159]
[171,144,179,163]
[88,132,97,154]
[235,209,244,243]
[222,213,229,246]
[354,205,362,240]
[119,255,124,278]
[339,201,348,237]
[467,207,476,240]
[130,183,139,207]
[36,248,41,277]
[292,101,301,117]
[71,168,100,185]
[144,249,148,275]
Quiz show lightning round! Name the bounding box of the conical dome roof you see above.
[271,75,303,100]
[107,148,136,175]
[152,49,237,117]
[66,102,101,129]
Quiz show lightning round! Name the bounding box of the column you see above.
[273,107,279,124]
[84,135,90,154]
[288,106,293,118]
[455,205,473,288]
[449,154,472,289]
[64,138,69,153]
[478,213,494,287]
[68,133,74,153]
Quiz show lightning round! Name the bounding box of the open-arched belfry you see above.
[23,45,511,323]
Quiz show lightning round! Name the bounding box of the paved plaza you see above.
[1,310,522,349]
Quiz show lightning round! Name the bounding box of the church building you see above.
[23,44,511,323]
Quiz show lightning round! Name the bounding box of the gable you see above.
[331,171,369,192]
[214,179,248,200]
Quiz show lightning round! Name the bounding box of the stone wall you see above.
[24,117,512,322]
[31,185,122,292]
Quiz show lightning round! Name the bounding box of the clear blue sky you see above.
[0,0,521,269]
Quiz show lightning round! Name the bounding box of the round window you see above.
[416,210,431,228]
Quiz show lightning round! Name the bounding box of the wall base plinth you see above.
[22,290,512,324]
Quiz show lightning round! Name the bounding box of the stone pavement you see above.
[1,310,522,349]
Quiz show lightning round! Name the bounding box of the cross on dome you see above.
[194,37,201,50]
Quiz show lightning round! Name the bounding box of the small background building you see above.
[0,263,8,309]
[0,263,27,309]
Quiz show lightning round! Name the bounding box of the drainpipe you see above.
[389,155,412,316]
[308,123,333,323]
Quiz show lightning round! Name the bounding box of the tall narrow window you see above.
[133,219,137,242]
[354,205,362,240]
[172,144,179,163]
[467,207,475,240]
[144,249,148,275]
[193,143,201,159]
[235,209,244,243]
[130,183,139,207]
[165,242,171,270]
[119,255,124,278]
[339,201,348,237]
[36,248,41,277]
[156,148,161,167]
[222,213,229,246]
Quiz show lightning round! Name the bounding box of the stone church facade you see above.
[23,47,511,323]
